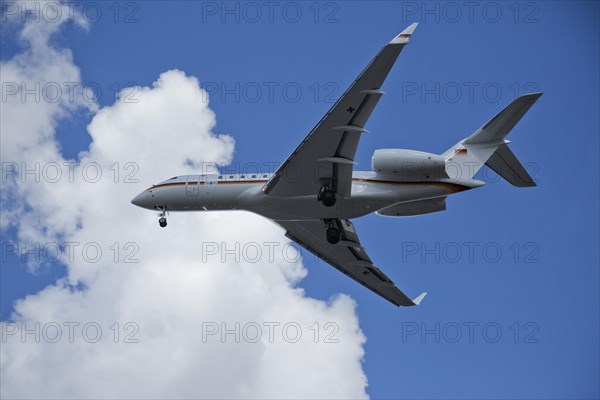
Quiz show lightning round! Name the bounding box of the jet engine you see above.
[371,149,448,181]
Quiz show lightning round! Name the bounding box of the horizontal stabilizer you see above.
[465,92,543,145]
[486,144,536,187]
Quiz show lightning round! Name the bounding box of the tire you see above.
[326,227,341,244]
[159,217,167,228]
[321,190,336,207]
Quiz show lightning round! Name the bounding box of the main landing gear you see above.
[157,208,168,228]
[325,219,341,244]
[318,187,336,207]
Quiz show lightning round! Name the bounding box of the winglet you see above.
[412,292,427,305]
[390,23,418,44]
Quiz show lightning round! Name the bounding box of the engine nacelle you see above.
[371,149,448,181]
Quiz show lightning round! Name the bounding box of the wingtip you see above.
[412,292,427,305]
[401,22,419,35]
[518,92,543,105]
[522,92,543,100]
[390,23,418,44]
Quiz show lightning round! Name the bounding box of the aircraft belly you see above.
[156,180,453,217]
[251,182,453,220]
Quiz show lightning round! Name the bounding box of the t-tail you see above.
[442,92,542,187]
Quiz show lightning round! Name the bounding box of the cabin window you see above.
[218,175,223,180]
[262,174,267,178]
[240,175,245,179]
[251,174,256,179]
[229,175,234,180]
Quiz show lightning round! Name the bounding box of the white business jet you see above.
[132,23,541,306]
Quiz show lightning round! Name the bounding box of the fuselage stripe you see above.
[147,179,471,193]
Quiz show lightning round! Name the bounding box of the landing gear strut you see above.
[325,219,341,244]
[318,187,336,207]
[157,208,168,228]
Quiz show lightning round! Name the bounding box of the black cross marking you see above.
[346,106,355,113]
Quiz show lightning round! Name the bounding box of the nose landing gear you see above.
[157,208,168,228]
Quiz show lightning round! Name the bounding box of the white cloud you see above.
[0,0,93,232]
[0,4,369,399]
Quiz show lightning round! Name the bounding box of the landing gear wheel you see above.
[157,207,168,228]
[326,227,341,244]
[319,189,336,207]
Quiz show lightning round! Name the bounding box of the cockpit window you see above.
[169,176,178,180]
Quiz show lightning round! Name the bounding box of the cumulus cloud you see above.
[0,0,93,231]
[0,3,368,399]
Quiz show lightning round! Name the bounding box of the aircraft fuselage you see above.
[131,171,476,221]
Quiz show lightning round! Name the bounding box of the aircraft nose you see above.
[131,192,147,208]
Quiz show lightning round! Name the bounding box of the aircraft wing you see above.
[263,23,418,198]
[274,218,426,307]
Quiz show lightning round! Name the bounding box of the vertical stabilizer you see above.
[443,93,542,184]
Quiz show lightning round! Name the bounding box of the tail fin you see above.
[443,92,542,185]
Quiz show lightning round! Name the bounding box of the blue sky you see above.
[2,1,599,398]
